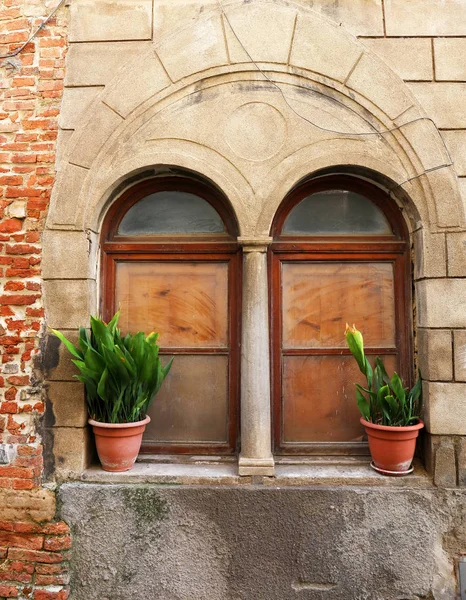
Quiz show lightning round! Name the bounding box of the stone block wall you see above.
[0,1,70,598]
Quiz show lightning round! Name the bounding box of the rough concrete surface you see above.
[59,483,466,599]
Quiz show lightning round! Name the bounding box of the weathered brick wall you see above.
[0,1,70,598]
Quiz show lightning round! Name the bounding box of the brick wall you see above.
[0,1,70,598]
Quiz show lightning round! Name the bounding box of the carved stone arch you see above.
[46,0,465,242]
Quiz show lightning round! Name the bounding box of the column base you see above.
[238,456,275,476]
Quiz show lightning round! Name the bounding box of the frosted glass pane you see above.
[282,354,396,443]
[282,262,395,348]
[116,262,228,348]
[283,190,392,235]
[144,355,228,443]
[118,191,225,235]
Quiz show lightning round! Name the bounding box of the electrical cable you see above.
[217,0,454,191]
[0,0,66,60]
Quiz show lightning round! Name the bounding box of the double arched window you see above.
[102,173,411,458]
[270,175,411,454]
[101,177,241,454]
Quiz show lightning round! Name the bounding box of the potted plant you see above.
[51,312,173,472]
[345,324,423,476]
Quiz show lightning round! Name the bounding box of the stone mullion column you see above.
[238,238,274,476]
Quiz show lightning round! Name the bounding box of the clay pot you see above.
[88,416,150,472]
[361,417,424,476]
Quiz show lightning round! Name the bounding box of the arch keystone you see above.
[156,15,228,82]
[290,13,362,82]
[223,3,297,65]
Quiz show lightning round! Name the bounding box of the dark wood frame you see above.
[270,175,412,455]
[101,177,241,455]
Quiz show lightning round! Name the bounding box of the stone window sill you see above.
[79,456,431,488]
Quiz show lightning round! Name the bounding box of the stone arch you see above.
[46,0,464,241]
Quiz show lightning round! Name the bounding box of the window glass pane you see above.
[118,191,225,235]
[282,190,392,235]
[115,262,229,348]
[282,262,395,349]
[282,354,396,443]
[144,355,228,444]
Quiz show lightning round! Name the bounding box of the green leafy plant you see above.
[51,312,173,424]
[345,323,422,427]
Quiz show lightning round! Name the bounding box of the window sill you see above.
[79,456,431,488]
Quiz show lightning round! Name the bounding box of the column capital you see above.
[237,237,273,252]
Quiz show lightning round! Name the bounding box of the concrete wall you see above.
[60,482,465,600]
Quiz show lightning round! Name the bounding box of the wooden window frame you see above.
[270,176,412,455]
[101,177,241,455]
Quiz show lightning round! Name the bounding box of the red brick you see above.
[0,571,32,584]
[40,523,69,536]
[6,244,40,255]
[8,561,35,574]
[34,589,69,600]
[0,402,18,414]
[8,548,67,564]
[0,175,22,185]
[7,376,29,386]
[35,564,67,575]
[35,574,68,586]
[16,445,42,457]
[43,536,71,552]
[0,295,39,305]
[0,467,34,479]
[12,479,35,490]
[0,532,43,550]
[4,281,24,291]
[0,585,19,597]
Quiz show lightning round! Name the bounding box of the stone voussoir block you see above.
[290,13,362,84]
[156,15,228,83]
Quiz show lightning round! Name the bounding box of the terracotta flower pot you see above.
[88,416,150,472]
[360,417,424,476]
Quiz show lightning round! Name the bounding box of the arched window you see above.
[101,176,240,454]
[270,175,411,455]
